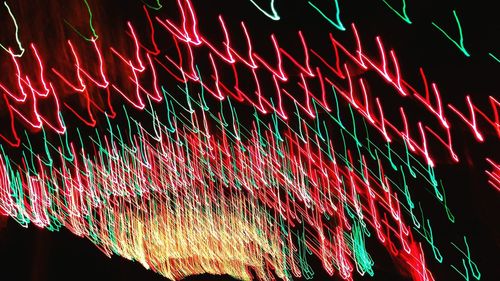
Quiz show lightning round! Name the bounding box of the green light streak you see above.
[381,0,412,24]
[488,52,500,63]
[450,236,481,281]
[308,0,346,31]
[248,0,280,21]
[141,0,162,10]
[432,10,470,57]
[64,0,99,41]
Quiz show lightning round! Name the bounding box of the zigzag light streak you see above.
[0,0,495,280]
[1,64,476,280]
[1,90,437,281]
[0,0,497,166]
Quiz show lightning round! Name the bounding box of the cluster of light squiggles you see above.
[0,0,495,280]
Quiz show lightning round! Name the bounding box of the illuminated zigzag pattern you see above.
[0,0,495,280]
